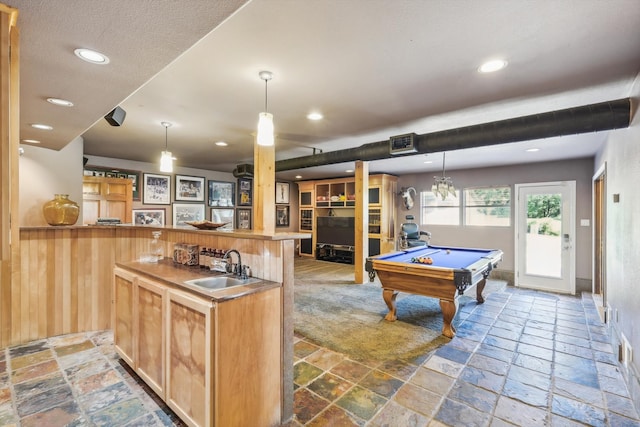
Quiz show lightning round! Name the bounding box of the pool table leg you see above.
[440,299,459,338]
[382,289,398,321]
[476,279,486,304]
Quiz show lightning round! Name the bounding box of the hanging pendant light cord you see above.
[442,152,446,177]
[264,78,269,112]
[165,125,168,151]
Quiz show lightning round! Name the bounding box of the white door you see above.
[515,181,576,294]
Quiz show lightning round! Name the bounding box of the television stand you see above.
[315,244,354,265]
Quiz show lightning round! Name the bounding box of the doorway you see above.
[593,163,607,321]
[515,181,576,294]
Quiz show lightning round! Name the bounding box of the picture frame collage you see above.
[275,181,290,228]
[136,173,255,229]
[83,166,275,230]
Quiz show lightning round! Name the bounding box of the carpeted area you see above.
[293,258,505,363]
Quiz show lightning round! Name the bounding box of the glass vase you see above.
[42,194,79,226]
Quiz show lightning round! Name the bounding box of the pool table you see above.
[365,245,503,338]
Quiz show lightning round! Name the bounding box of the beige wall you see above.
[19,137,84,226]
[595,76,640,403]
[396,157,595,282]
[18,144,299,230]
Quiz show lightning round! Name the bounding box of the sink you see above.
[184,275,261,290]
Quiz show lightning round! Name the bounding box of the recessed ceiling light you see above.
[423,160,433,164]
[345,169,354,173]
[307,112,323,121]
[295,175,302,179]
[74,48,110,65]
[46,97,74,107]
[22,139,40,144]
[526,148,540,152]
[478,59,508,73]
[215,141,228,146]
[31,123,53,130]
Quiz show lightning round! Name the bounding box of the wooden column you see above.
[354,161,369,283]
[0,3,19,349]
[253,141,275,234]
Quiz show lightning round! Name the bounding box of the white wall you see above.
[595,76,640,405]
[19,137,84,226]
[396,157,595,282]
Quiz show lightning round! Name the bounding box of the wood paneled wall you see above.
[0,3,19,352]
[3,226,291,349]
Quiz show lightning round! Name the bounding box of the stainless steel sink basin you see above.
[184,275,261,290]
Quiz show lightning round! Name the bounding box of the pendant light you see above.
[160,121,173,173]
[431,152,456,200]
[257,70,274,146]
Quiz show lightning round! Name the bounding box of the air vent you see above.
[389,133,417,155]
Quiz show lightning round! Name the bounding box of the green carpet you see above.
[294,275,503,363]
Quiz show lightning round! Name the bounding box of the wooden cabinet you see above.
[113,268,166,397]
[83,176,132,224]
[368,174,397,254]
[114,267,282,427]
[298,174,397,258]
[136,277,165,397]
[298,182,314,256]
[166,290,213,427]
[113,268,135,366]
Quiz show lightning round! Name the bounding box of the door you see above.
[515,181,576,294]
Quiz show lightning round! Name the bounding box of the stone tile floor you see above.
[0,286,638,426]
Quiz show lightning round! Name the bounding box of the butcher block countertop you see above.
[116,258,280,302]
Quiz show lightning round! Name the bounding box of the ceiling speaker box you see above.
[233,163,254,178]
[104,106,126,126]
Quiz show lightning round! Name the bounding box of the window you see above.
[420,190,460,225]
[464,186,511,226]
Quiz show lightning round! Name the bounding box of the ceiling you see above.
[12,0,640,181]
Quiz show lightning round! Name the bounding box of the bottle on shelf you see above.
[149,231,163,262]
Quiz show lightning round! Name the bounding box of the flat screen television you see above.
[316,216,355,246]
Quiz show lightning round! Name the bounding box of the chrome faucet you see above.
[223,249,245,279]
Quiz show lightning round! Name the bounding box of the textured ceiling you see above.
[12,0,640,181]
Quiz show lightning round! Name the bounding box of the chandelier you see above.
[432,152,456,200]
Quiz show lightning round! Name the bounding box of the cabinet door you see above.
[83,177,132,224]
[113,268,135,366]
[136,277,166,398]
[166,290,214,427]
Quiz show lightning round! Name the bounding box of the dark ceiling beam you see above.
[275,98,631,172]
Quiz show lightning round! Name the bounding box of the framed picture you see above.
[143,173,171,205]
[173,203,205,226]
[208,180,235,207]
[133,208,165,226]
[276,182,290,204]
[210,208,234,229]
[85,165,141,200]
[238,178,252,206]
[276,205,290,227]
[237,208,252,230]
[175,175,205,202]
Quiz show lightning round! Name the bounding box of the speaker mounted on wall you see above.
[104,106,126,126]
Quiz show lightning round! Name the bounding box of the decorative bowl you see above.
[185,220,228,230]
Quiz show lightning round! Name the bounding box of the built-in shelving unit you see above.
[297,174,397,260]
